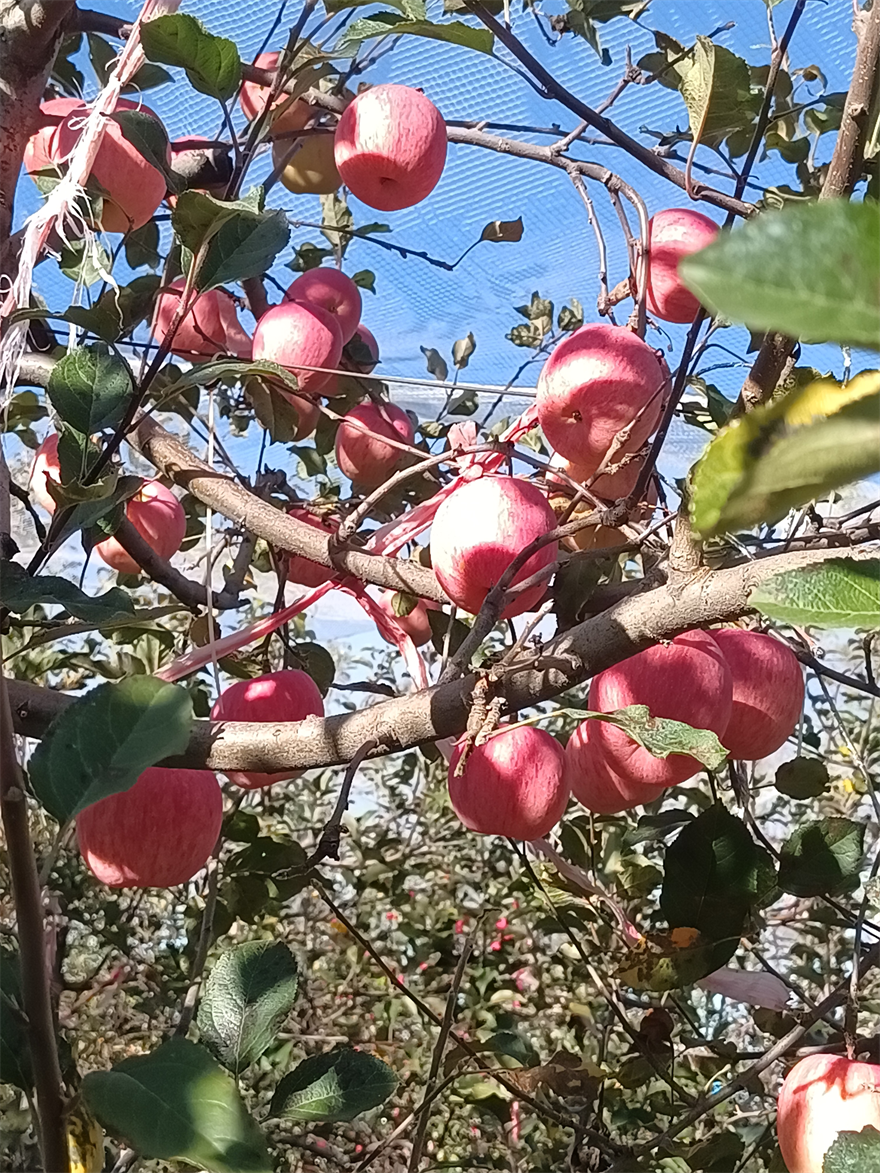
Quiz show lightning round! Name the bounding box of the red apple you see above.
[24,97,170,233]
[537,324,669,469]
[285,268,362,344]
[76,767,222,888]
[239,51,312,134]
[251,301,343,396]
[448,725,569,840]
[94,480,187,576]
[646,208,720,324]
[565,717,666,814]
[29,432,62,514]
[334,401,415,488]
[713,628,804,760]
[776,1053,880,1173]
[334,84,447,212]
[210,669,325,789]
[587,630,733,790]
[279,507,339,589]
[431,475,558,619]
[375,589,439,647]
[153,279,252,361]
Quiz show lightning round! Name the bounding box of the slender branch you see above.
[174,859,220,1037]
[305,739,377,868]
[113,519,248,612]
[0,663,68,1173]
[464,3,754,219]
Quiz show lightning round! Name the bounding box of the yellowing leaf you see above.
[691,369,880,537]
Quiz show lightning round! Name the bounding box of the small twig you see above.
[174,858,220,1037]
[306,739,377,868]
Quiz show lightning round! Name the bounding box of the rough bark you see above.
[8,546,862,772]
[0,1,75,277]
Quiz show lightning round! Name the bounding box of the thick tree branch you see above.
[736,0,880,413]
[129,415,448,602]
[0,0,76,277]
[7,546,863,772]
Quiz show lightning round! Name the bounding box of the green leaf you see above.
[0,947,32,1091]
[140,13,241,102]
[49,474,142,549]
[47,344,133,435]
[125,221,161,271]
[690,371,880,538]
[197,942,298,1076]
[59,238,113,286]
[750,558,880,628]
[598,705,728,770]
[680,200,880,349]
[0,561,134,623]
[660,804,760,965]
[111,109,176,188]
[83,1037,270,1173]
[291,642,336,696]
[775,758,829,799]
[269,1047,398,1123]
[480,217,524,243]
[679,37,759,145]
[824,1128,880,1173]
[352,269,376,293]
[778,817,865,896]
[196,207,291,292]
[28,677,193,823]
[336,13,493,55]
[171,187,260,255]
[427,609,471,657]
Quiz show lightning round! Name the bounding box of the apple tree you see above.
[0,1,879,1170]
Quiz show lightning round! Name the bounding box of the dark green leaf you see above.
[83,1037,270,1173]
[352,269,376,293]
[196,207,290,291]
[680,200,880,349]
[427,609,471,657]
[47,344,133,434]
[125,221,161,270]
[0,561,134,623]
[824,1127,880,1173]
[660,804,759,964]
[197,942,298,1076]
[779,818,865,896]
[49,474,142,549]
[0,947,32,1091]
[171,187,261,255]
[28,677,193,823]
[111,110,176,188]
[140,13,241,102]
[690,371,880,538]
[750,558,880,628]
[420,346,448,382]
[480,217,524,243]
[775,758,829,799]
[290,642,336,696]
[336,13,493,55]
[269,1047,398,1123]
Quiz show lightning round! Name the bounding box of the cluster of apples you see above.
[243,59,447,212]
[447,627,804,841]
[77,668,324,887]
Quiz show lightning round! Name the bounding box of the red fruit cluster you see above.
[566,628,804,815]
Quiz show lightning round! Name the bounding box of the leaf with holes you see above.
[751,558,880,628]
[197,942,298,1076]
[28,677,193,823]
[140,13,241,102]
[778,817,865,897]
[83,1037,270,1173]
[589,705,728,770]
[269,1048,397,1123]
